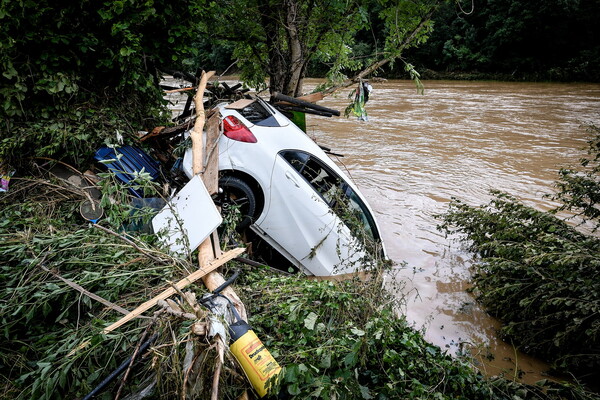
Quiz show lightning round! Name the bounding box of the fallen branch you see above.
[93,224,168,265]
[102,247,245,334]
[164,86,196,94]
[40,264,130,316]
[114,319,158,400]
[320,2,440,97]
[211,337,225,400]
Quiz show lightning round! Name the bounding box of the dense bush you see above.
[241,272,596,399]
[439,193,600,381]
[439,124,600,386]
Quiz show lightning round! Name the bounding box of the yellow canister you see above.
[229,320,281,398]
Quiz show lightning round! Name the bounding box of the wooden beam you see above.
[102,247,245,334]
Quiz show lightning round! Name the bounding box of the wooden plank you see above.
[296,92,324,103]
[225,99,256,110]
[102,247,245,334]
[203,111,221,195]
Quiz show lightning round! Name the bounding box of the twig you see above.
[182,341,204,400]
[165,86,197,94]
[93,223,168,264]
[211,337,225,400]
[40,264,130,315]
[114,321,155,400]
[157,299,197,320]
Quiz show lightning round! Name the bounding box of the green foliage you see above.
[0,0,203,169]
[439,192,600,382]
[0,171,186,399]
[241,272,596,399]
[438,123,600,385]
[1,171,596,399]
[196,0,441,96]
[553,123,600,230]
[407,0,600,81]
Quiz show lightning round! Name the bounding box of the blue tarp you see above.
[94,145,161,197]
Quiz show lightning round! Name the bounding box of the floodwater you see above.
[301,79,600,383]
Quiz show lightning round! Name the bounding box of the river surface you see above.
[301,79,600,383]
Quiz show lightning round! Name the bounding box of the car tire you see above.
[218,176,257,231]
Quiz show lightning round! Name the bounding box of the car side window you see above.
[280,150,379,243]
[281,150,339,204]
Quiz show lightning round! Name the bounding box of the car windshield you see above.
[280,150,379,244]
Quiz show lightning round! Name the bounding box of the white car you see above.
[181,96,386,276]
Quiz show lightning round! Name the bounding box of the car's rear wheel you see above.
[218,176,257,231]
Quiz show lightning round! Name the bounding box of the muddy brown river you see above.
[167,77,600,383]
[303,79,600,383]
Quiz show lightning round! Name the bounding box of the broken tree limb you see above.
[191,70,215,177]
[273,92,340,116]
[211,337,226,400]
[191,70,248,322]
[101,247,245,334]
[164,86,196,94]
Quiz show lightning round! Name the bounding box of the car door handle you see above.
[285,171,300,187]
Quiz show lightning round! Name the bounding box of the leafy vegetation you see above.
[0,0,203,169]
[196,0,442,96]
[0,162,595,399]
[407,0,600,81]
[2,1,599,398]
[240,271,596,399]
[438,124,600,386]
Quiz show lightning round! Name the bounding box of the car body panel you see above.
[182,98,386,276]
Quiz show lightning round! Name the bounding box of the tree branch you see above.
[321,1,441,96]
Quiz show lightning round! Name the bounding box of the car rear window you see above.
[234,100,281,127]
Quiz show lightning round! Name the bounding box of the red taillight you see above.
[222,115,257,143]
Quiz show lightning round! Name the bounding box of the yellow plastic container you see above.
[230,320,281,397]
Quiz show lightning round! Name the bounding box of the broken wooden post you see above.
[191,70,249,400]
[190,71,248,321]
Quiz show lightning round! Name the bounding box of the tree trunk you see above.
[283,0,305,97]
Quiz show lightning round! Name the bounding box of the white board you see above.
[152,175,222,256]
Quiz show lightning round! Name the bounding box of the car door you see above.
[257,150,363,276]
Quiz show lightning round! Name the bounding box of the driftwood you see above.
[139,119,196,142]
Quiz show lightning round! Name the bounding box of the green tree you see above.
[408,0,600,81]
[554,124,600,229]
[197,0,444,97]
[0,0,203,168]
